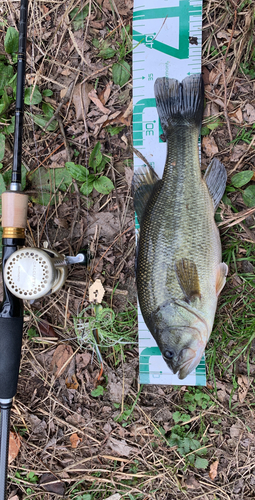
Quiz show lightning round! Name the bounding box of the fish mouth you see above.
[162,348,198,378]
[178,345,204,380]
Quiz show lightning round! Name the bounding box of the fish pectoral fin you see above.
[216,262,228,297]
[132,166,161,225]
[203,158,227,211]
[175,258,201,303]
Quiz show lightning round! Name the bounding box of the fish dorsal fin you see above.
[203,158,227,211]
[175,258,201,303]
[216,262,228,297]
[132,166,160,225]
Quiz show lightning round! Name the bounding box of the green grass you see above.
[207,228,255,384]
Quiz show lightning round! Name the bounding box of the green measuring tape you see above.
[133,0,206,385]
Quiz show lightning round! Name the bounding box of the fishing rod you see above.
[0,0,29,496]
[0,1,87,497]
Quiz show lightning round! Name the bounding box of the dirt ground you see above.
[1,0,255,499]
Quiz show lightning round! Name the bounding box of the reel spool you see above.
[3,248,68,300]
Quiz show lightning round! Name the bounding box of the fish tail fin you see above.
[154,74,204,135]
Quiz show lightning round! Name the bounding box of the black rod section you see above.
[11,0,28,189]
[0,402,12,500]
[0,1,29,498]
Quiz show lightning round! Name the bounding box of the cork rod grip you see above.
[2,191,28,229]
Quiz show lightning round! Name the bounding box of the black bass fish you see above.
[133,74,228,379]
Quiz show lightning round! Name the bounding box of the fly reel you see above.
[3,248,86,301]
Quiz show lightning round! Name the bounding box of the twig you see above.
[43,80,76,131]
[81,63,112,84]
[55,113,72,162]
[229,134,255,175]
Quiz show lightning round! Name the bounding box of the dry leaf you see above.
[76,352,91,371]
[8,432,21,464]
[230,422,243,439]
[28,414,47,437]
[70,433,82,448]
[108,437,135,457]
[243,103,255,124]
[211,102,219,115]
[65,373,79,390]
[229,108,243,124]
[217,30,231,41]
[54,217,69,230]
[60,88,67,99]
[9,496,19,500]
[42,4,51,20]
[72,82,93,121]
[39,473,66,495]
[125,166,133,188]
[202,66,210,85]
[66,413,86,427]
[38,320,59,338]
[209,67,220,85]
[230,144,248,162]
[209,460,219,481]
[88,89,111,115]
[98,81,113,105]
[238,374,250,403]
[90,20,106,29]
[203,103,211,118]
[50,344,74,378]
[202,135,218,156]
[61,68,71,76]
[182,474,200,490]
[217,388,228,403]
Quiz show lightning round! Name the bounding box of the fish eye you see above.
[164,349,175,359]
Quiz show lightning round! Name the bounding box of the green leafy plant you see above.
[106,125,125,136]
[240,46,255,78]
[27,328,39,340]
[14,468,39,494]
[96,26,132,86]
[223,169,255,208]
[231,124,255,145]
[183,388,212,411]
[29,165,73,206]
[66,141,114,196]
[91,385,104,397]
[69,5,90,31]
[0,27,57,164]
[201,116,222,136]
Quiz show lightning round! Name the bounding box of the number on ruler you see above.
[133,1,201,60]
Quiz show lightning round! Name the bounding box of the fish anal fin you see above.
[203,158,227,211]
[175,258,201,303]
[132,166,160,225]
[216,262,228,297]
